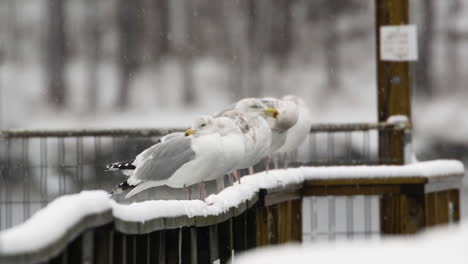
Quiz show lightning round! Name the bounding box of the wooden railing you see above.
[0,160,464,264]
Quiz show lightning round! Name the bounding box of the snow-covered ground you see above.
[233,221,468,264]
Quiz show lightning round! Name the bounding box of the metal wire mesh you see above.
[0,123,403,231]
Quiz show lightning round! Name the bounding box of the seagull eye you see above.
[201,123,206,128]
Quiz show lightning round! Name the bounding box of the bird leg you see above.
[184,185,192,200]
[233,170,241,184]
[228,173,234,185]
[198,182,207,200]
[264,156,271,173]
[273,155,279,169]
[216,177,225,192]
[283,152,289,169]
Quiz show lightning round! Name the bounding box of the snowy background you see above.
[0,0,467,222]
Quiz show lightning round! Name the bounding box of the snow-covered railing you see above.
[0,160,464,264]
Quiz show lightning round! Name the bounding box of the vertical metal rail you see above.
[22,138,30,220]
[95,136,102,189]
[40,137,48,206]
[6,137,12,228]
[76,137,84,192]
[58,137,65,196]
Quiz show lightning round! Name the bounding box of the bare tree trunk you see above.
[250,0,273,97]
[169,0,195,105]
[221,0,252,100]
[415,0,434,97]
[116,0,141,110]
[270,0,293,67]
[85,0,100,113]
[322,1,341,92]
[142,0,169,64]
[446,0,461,94]
[46,0,67,109]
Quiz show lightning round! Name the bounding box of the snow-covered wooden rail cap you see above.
[0,160,464,264]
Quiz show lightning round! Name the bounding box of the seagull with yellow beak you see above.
[109,115,224,199]
[217,98,279,177]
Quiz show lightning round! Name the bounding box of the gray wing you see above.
[133,137,196,182]
[160,132,185,143]
[135,132,185,163]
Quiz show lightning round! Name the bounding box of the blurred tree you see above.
[415,0,435,97]
[222,0,252,100]
[116,0,142,110]
[169,0,196,105]
[270,0,293,67]
[445,0,462,93]
[85,0,101,113]
[249,0,273,97]
[308,0,361,93]
[142,0,169,64]
[46,0,67,109]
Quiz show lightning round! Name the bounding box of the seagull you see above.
[260,97,299,153]
[108,115,224,199]
[202,116,245,184]
[218,98,279,175]
[275,95,312,164]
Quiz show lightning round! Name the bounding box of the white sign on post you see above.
[380,25,418,61]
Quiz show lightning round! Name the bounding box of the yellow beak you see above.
[264,107,279,118]
[184,128,196,136]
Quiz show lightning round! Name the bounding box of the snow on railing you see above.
[0,160,464,264]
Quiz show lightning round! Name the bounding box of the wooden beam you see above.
[375,0,411,165]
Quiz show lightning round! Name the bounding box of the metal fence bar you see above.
[22,138,30,220]
[328,197,336,241]
[364,196,373,238]
[346,197,354,239]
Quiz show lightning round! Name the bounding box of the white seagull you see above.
[261,97,299,153]
[275,95,312,154]
[108,115,223,199]
[202,116,245,183]
[218,98,279,174]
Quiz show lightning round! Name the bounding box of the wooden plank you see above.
[304,177,426,186]
[267,205,279,245]
[264,190,301,207]
[181,227,194,264]
[290,199,303,242]
[256,206,268,247]
[425,192,438,227]
[245,203,257,250]
[303,184,401,197]
[436,191,450,224]
[277,201,292,243]
[449,189,460,222]
[196,227,211,264]
[209,225,219,263]
[380,194,425,234]
[218,220,233,263]
[165,229,180,264]
[376,0,411,165]
[93,225,112,264]
[233,214,247,252]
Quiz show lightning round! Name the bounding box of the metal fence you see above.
[0,122,404,236]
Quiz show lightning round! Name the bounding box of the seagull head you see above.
[188,115,216,137]
[235,98,279,119]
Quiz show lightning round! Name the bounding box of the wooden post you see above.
[376,0,411,165]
